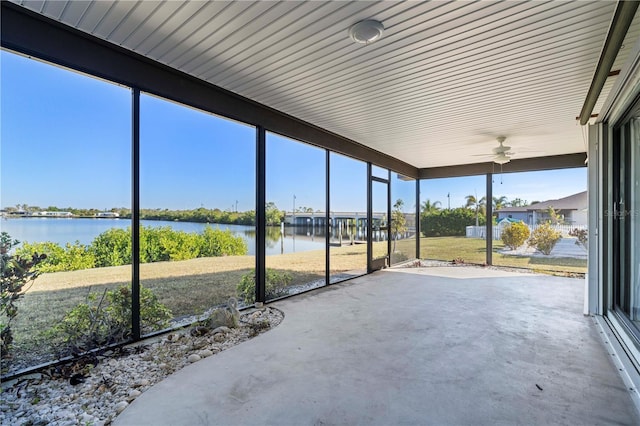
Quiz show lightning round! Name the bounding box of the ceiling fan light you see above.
[349,20,384,44]
[494,155,511,165]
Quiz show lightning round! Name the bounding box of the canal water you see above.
[0,217,365,256]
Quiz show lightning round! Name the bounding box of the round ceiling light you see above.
[348,20,384,44]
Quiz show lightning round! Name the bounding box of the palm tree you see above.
[510,197,528,207]
[391,199,407,252]
[492,195,509,211]
[465,194,486,226]
[421,199,442,214]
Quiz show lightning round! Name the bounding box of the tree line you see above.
[420,195,534,237]
[3,203,287,227]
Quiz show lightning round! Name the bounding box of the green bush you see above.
[237,269,291,304]
[501,222,530,250]
[161,230,202,261]
[528,223,562,255]
[421,208,486,237]
[46,285,172,356]
[1,232,46,359]
[569,227,588,250]
[140,226,169,263]
[200,226,247,257]
[12,225,248,274]
[91,228,131,267]
[16,241,95,272]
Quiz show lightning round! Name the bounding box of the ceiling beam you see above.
[419,153,587,179]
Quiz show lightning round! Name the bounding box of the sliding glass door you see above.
[611,111,640,336]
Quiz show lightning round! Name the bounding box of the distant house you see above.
[496,191,587,227]
[96,212,120,218]
[32,211,73,217]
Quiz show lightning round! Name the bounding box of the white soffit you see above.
[12,0,640,168]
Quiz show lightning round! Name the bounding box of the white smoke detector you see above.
[349,20,384,44]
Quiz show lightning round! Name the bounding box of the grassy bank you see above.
[419,236,587,273]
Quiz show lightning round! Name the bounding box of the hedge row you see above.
[15,225,247,273]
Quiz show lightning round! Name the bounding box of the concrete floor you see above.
[115,267,639,426]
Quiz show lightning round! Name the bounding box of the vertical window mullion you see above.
[256,126,266,304]
[131,88,141,340]
[326,150,330,285]
[416,179,420,259]
[486,173,493,266]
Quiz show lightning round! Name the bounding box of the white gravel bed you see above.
[0,307,283,426]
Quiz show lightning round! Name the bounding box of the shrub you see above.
[201,226,247,257]
[203,298,240,329]
[421,208,485,237]
[1,232,46,359]
[91,225,247,268]
[237,269,291,304]
[16,241,95,272]
[91,228,131,267]
[569,228,588,250]
[501,222,530,250]
[391,251,409,265]
[105,285,172,333]
[528,223,562,255]
[161,230,202,261]
[140,226,169,263]
[11,225,249,274]
[46,284,172,357]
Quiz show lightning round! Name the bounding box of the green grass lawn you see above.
[419,236,587,274]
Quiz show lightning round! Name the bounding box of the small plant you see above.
[46,284,171,357]
[1,232,46,359]
[569,228,588,250]
[390,251,409,265]
[237,269,292,304]
[501,222,530,250]
[203,297,240,329]
[528,222,562,255]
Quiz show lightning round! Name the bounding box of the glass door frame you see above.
[609,104,640,348]
[367,164,391,272]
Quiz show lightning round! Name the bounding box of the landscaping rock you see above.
[134,378,150,387]
[0,307,284,426]
[199,349,214,358]
[127,389,142,401]
[114,401,129,414]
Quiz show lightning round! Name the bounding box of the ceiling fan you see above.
[491,136,513,164]
[474,136,513,164]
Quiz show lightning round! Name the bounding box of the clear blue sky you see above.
[1,50,586,213]
[421,168,587,210]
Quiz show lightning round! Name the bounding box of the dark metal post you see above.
[486,173,493,265]
[325,150,330,285]
[131,88,141,340]
[367,163,373,273]
[255,127,266,304]
[387,169,391,266]
[416,179,420,259]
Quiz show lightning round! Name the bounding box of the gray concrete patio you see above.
[115,266,639,425]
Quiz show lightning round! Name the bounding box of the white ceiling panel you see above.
[11,0,640,169]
